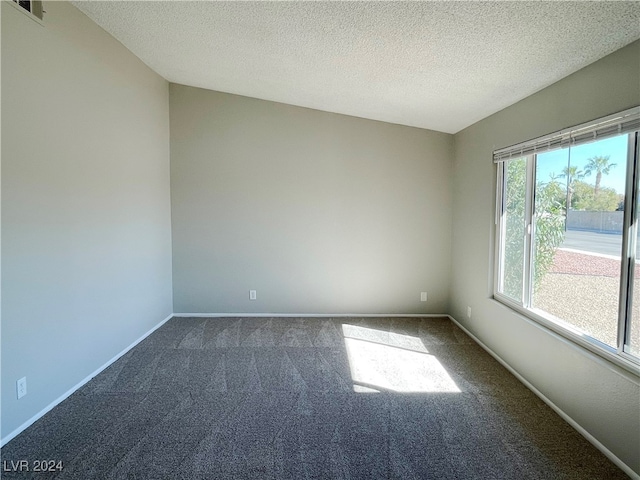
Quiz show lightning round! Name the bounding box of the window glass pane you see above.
[531,147,568,294]
[500,158,527,302]
[532,135,628,349]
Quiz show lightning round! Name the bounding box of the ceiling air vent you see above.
[12,0,44,21]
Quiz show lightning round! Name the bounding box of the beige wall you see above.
[1,2,173,440]
[451,40,640,474]
[170,85,453,314]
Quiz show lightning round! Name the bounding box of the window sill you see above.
[492,294,640,379]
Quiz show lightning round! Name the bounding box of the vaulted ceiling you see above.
[73,1,640,133]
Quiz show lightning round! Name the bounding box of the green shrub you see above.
[502,159,565,299]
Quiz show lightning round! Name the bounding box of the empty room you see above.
[1,1,639,478]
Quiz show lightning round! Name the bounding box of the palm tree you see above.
[560,166,584,210]
[584,155,616,196]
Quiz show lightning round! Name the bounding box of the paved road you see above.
[561,229,640,257]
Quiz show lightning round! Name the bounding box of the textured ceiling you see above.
[72,1,640,134]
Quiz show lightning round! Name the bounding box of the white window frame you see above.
[493,107,640,374]
[7,0,45,25]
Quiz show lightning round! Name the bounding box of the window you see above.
[494,107,640,370]
[10,0,44,21]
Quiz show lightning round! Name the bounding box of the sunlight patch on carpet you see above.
[342,325,460,393]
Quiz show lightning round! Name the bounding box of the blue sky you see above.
[536,135,629,195]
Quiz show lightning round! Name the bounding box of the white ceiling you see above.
[72,1,640,134]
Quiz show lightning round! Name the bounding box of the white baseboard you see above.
[0,313,174,448]
[447,315,639,480]
[173,312,447,318]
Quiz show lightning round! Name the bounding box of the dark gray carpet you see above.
[1,316,627,479]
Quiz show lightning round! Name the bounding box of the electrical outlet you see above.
[249,290,257,300]
[420,292,427,302]
[467,306,472,318]
[17,377,27,399]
